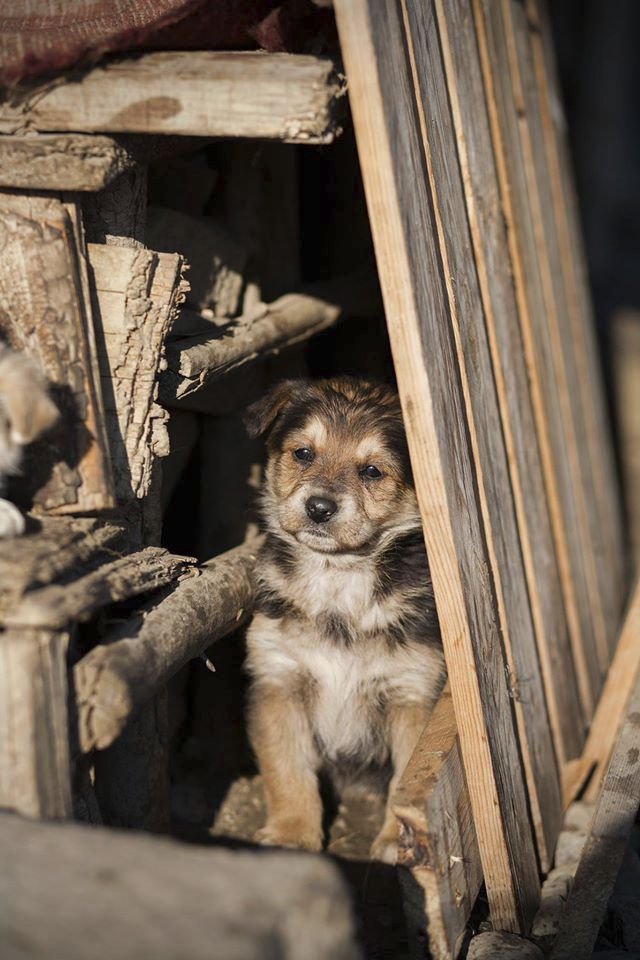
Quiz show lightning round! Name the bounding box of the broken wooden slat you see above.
[0,133,137,191]
[0,627,72,819]
[74,541,256,754]
[401,0,562,869]
[395,686,482,960]
[433,0,584,767]
[0,52,346,144]
[583,578,640,801]
[88,242,188,503]
[473,0,603,716]
[529,0,627,624]
[550,666,640,960]
[3,547,196,630]
[0,192,115,514]
[334,0,540,932]
[161,294,342,403]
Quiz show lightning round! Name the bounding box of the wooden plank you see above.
[88,243,188,503]
[499,0,615,674]
[473,0,603,716]
[583,578,640,801]
[395,687,482,960]
[431,0,584,766]
[550,666,640,960]
[334,0,540,932]
[0,628,72,819]
[0,134,137,191]
[0,193,115,514]
[401,0,561,868]
[529,0,627,620]
[161,294,342,402]
[74,541,256,754]
[0,52,346,144]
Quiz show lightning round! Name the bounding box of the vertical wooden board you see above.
[395,688,483,960]
[400,0,561,867]
[0,192,114,514]
[528,0,627,635]
[0,628,72,819]
[500,0,615,674]
[334,0,541,933]
[472,0,603,716]
[431,0,584,766]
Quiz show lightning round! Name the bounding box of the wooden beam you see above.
[0,628,72,819]
[334,0,540,932]
[0,193,115,514]
[583,578,640,801]
[161,293,342,403]
[0,52,346,144]
[550,666,640,960]
[395,687,482,960]
[0,134,138,191]
[73,541,256,754]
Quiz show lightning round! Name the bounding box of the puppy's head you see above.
[246,378,419,554]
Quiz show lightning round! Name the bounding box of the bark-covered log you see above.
[0,813,360,960]
[0,192,115,513]
[74,541,257,753]
[5,547,196,630]
[161,293,341,403]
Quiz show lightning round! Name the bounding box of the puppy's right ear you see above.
[244,380,303,438]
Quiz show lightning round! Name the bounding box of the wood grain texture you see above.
[432,0,584,766]
[583,578,640,801]
[0,52,346,144]
[74,541,256,753]
[395,687,482,960]
[551,667,640,960]
[0,133,138,190]
[88,243,188,502]
[401,0,561,870]
[528,0,626,630]
[0,192,115,514]
[499,0,615,673]
[0,627,72,819]
[334,0,540,932]
[473,0,602,716]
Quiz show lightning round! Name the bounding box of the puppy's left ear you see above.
[244,380,304,438]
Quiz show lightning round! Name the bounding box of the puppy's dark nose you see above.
[305,496,338,523]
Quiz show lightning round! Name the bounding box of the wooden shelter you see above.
[0,3,638,959]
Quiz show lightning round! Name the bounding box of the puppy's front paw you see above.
[370,828,399,865]
[255,818,323,852]
[0,499,25,539]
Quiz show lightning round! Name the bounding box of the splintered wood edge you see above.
[393,687,483,960]
[550,662,640,960]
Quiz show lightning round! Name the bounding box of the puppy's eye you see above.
[360,465,383,480]
[293,447,314,463]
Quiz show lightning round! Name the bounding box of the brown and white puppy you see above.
[245,377,445,863]
[0,343,58,538]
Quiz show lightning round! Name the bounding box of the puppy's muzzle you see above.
[305,496,338,524]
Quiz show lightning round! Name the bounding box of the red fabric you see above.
[0,0,337,88]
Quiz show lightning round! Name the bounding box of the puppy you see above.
[0,343,58,537]
[245,377,445,863]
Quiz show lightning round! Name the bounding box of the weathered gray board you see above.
[335,0,544,933]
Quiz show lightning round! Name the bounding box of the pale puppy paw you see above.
[255,818,323,852]
[0,498,25,539]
